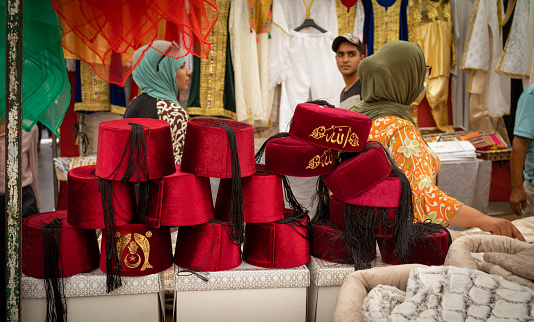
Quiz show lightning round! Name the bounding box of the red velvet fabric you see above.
[215,171,284,223]
[344,173,401,208]
[243,210,310,268]
[181,118,255,178]
[96,118,176,182]
[22,211,100,278]
[99,224,173,276]
[264,136,338,177]
[289,103,372,152]
[148,165,214,227]
[377,224,451,266]
[322,143,391,201]
[67,165,136,229]
[174,220,242,271]
[311,222,352,264]
[329,195,396,237]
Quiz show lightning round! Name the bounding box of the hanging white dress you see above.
[270,0,344,131]
[496,0,534,90]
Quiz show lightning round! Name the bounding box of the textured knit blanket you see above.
[362,266,534,321]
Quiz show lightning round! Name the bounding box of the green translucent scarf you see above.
[132,47,186,106]
[351,41,426,126]
[1,0,71,135]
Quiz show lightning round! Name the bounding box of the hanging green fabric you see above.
[1,0,70,135]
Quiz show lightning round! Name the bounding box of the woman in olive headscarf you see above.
[125,40,192,164]
[352,41,524,241]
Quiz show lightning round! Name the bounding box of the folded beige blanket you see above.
[333,264,426,322]
[444,234,534,291]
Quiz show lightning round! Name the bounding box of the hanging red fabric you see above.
[52,0,218,86]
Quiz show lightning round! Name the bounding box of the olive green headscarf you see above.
[351,41,426,126]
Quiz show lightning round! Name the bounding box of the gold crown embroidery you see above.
[309,125,359,148]
[306,149,336,169]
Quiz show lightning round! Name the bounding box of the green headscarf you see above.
[132,47,186,106]
[351,41,426,126]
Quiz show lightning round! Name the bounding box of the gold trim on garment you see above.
[272,21,290,36]
[336,0,357,35]
[110,105,127,115]
[372,0,401,52]
[75,62,111,112]
[187,0,237,120]
[496,1,529,79]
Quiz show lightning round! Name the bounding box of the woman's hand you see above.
[448,205,526,242]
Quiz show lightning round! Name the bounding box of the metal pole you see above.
[5,0,23,320]
[52,133,58,209]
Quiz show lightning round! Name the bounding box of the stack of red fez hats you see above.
[256,102,451,270]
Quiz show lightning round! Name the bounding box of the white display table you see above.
[306,254,390,322]
[174,261,310,322]
[21,268,165,322]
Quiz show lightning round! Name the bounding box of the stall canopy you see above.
[52,0,219,86]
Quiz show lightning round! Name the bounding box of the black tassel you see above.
[311,177,330,225]
[133,181,150,223]
[254,132,290,164]
[313,224,353,265]
[43,218,67,322]
[280,175,308,218]
[120,123,150,183]
[342,204,385,270]
[99,178,123,293]
[277,211,311,241]
[215,123,245,245]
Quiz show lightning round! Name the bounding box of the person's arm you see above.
[448,204,525,241]
[510,135,530,216]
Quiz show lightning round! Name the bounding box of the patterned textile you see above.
[368,116,462,224]
[362,266,534,321]
[156,99,188,164]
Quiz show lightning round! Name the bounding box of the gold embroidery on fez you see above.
[135,232,153,271]
[309,125,359,148]
[306,149,336,169]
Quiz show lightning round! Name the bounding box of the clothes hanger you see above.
[294,0,327,33]
[294,19,327,33]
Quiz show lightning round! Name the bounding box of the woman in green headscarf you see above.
[351,41,524,241]
[125,40,192,164]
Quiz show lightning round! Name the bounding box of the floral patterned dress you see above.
[368,116,463,225]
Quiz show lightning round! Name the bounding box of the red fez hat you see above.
[180,118,255,178]
[377,223,452,266]
[146,165,214,227]
[289,103,371,152]
[243,210,310,269]
[215,170,284,223]
[311,222,352,264]
[22,211,100,320]
[99,224,173,279]
[96,118,176,182]
[67,165,137,229]
[22,210,100,278]
[263,135,338,177]
[321,143,391,202]
[174,219,242,271]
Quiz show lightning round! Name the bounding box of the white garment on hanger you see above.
[353,0,365,41]
[278,31,345,132]
[463,0,510,117]
[229,0,263,124]
[497,0,534,84]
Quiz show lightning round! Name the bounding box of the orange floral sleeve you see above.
[368,116,462,225]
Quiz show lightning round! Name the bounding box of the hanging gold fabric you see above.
[408,0,454,133]
[75,61,112,113]
[372,0,401,53]
[336,0,357,35]
[187,0,236,119]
